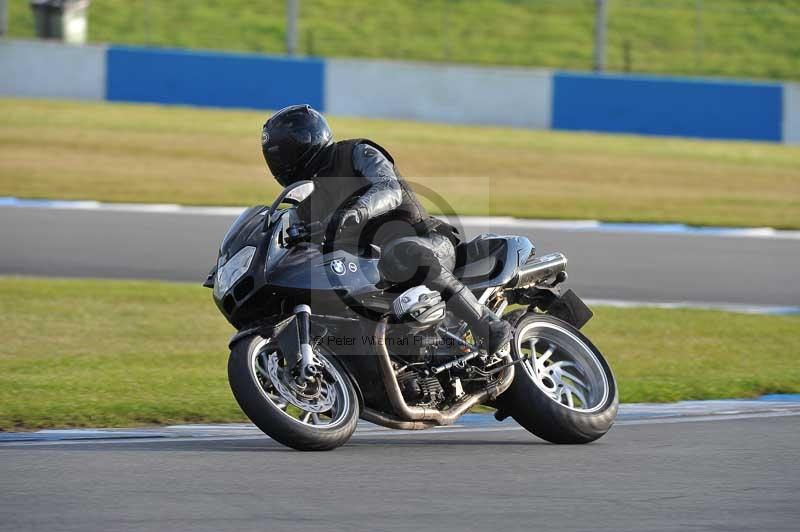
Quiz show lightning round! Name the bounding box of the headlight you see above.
[214,246,256,299]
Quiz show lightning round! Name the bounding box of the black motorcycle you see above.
[205,181,618,451]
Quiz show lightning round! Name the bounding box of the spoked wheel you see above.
[518,321,609,413]
[228,335,359,451]
[503,313,618,444]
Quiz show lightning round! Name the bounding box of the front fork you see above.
[294,304,322,383]
[272,304,324,385]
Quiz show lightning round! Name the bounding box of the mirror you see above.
[266,180,315,227]
[284,181,315,204]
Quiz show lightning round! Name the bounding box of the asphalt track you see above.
[1,205,799,308]
[2,401,799,532]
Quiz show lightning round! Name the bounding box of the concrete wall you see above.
[784,83,800,145]
[1,39,798,144]
[0,39,105,100]
[326,58,552,128]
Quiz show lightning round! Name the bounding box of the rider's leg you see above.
[378,235,512,355]
[433,266,513,356]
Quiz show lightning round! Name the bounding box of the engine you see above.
[397,369,445,407]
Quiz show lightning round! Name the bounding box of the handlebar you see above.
[285,221,325,246]
[283,220,379,258]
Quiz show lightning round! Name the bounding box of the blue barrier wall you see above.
[106,46,325,110]
[5,40,795,143]
[551,72,783,141]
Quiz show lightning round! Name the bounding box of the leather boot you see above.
[442,284,513,355]
[380,235,513,355]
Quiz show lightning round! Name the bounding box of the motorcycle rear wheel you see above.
[228,335,360,451]
[503,313,618,444]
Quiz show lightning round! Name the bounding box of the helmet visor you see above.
[264,145,296,187]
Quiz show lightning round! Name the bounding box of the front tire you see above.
[228,335,360,451]
[504,313,618,444]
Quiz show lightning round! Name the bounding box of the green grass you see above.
[2,98,799,228]
[7,0,800,80]
[1,276,798,430]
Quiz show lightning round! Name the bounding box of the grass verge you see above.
[1,276,798,430]
[7,0,800,80]
[2,99,799,228]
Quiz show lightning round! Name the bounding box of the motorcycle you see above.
[205,181,618,451]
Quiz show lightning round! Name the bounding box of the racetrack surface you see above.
[1,205,799,307]
[2,410,799,532]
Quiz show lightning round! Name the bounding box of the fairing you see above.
[219,205,268,262]
[213,205,385,327]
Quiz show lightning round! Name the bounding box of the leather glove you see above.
[331,207,367,234]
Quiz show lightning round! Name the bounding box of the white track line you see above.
[584,298,800,315]
[2,410,798,447]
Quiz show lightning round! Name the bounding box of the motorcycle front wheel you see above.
[503,313,618,444]
[228,335,360,451]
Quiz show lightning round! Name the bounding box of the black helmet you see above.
[261,104,333,186]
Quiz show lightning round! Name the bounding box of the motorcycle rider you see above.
[261,104,512,355]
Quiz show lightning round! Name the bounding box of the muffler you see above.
[511,252,567,289]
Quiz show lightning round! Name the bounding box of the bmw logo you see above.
[330,259,345,276]
[261,129,270,145]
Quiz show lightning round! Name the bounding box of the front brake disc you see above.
[266,353,337,413]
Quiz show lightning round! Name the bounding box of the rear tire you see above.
[228,335,360,451]
[503,313,618,444]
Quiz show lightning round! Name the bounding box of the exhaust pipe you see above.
[511,252,567,289]
[373,318,515,426]
[360,409,437,430]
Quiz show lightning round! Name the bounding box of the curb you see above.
[2,396,799,445]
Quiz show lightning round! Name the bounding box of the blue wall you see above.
[552,72,783,142]
[106,46,325,110]
[9,39,783,142]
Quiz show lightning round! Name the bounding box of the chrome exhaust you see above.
[360,409,437,430]
[511,252,568,289]
[373,318,515,426]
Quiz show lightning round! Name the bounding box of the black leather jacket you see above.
[348,142,403,220]
[298,139,434,246]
